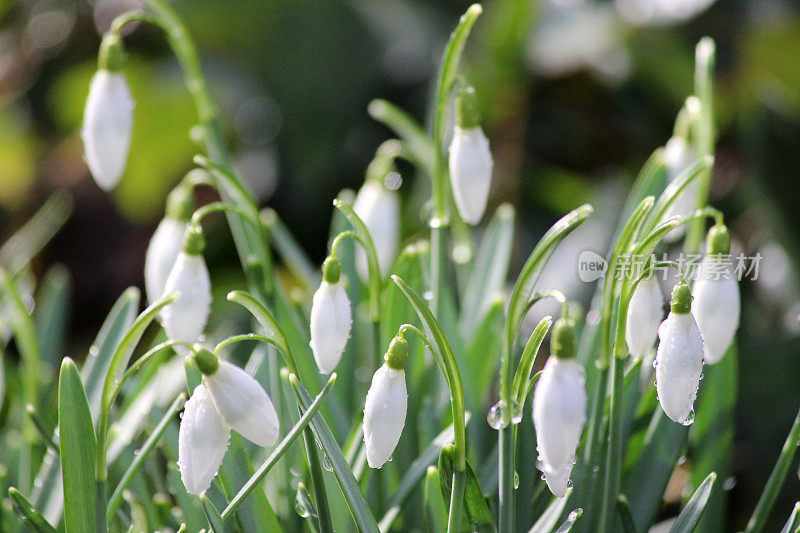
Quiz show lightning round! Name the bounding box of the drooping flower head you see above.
[353,177,399,281]
[145,185,193,304]
[533,318,586,498]
[692,224,740,364]
[81,34,133,191]
[625,274,664,357]
[655,282,704,425]
[310,257,352,374]
[178,383,230,496]
[363,335,408,469]
[448,85,493,225]
[161,226,211,351]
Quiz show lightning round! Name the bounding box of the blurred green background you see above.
[1,0,800,528]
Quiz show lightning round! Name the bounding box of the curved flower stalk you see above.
[161,225,211,350]
[448,85,493,225]
[178,383,230,495]
[662,135,698,242]
[310,256,352,374]
[625,274,664,357]
[144,185,193,304]
[655,282,704,425]
[82,34,133,191]
[363,336,408,468]
[353,178,399,281]
[533,318,587,498]
[692,224,739,364]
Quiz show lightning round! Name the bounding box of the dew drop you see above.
[652,360,658,368]
[514,471,520,489]
[681,410,695,426]
[723,476,736,490]
[423,291,434,302]
[487,400,510,430]
[567,479,573,488]
[540,474,546,481]
[323,456,333,472]
[511,401,524,425]
[294,494,310,518]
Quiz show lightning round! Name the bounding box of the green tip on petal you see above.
[670,282,693,314]
[190,344,219,376]
[322,256,341,284]
[385,335,409,370]
[182,226,205,255]
[455,85,480,129]
[551,317,576,359]
[706,224,730,256]
[98,33,125,72]
[166,185,194,222]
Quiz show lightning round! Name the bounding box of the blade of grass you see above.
[779,502,800,533]
[425,466,449,533]
[34,264,72,368]
[617,495,638,533]
[201,495,227,533]
[670,472,716,533]
[8,488,58,533]
[528,488,574,533]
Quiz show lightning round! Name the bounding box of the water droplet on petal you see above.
[681,409,695,426]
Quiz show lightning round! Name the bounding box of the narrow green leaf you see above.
[8,488,58,532]
[779,502,800,533]
[528,488,573,533]
[0,268,41,408]
[464,297,506,413]
[438,444,494,531]
[201,495,228,533]
[670,472,716,533]
[367,99,434,175]
[34,264,72,368]
[290,379,380,533]
[261,207,320,291]
[58,358,98,533]
[425,466,448,533]
[641,156,713,235]
[552,509,583,533]
[617,495,638,533]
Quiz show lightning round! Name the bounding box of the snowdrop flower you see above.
[178,383,230,495]
[693,225,739,364]
[625,274,664,357]
[310,257,352,374]
[655,282,704,425]
[448,86,493,225]
[363,335,408,468]
[353,180,399,280]
[144,186,193,304]
[662,136,697,242]
[161,226,211,351]
[192,346,280,448]
[533,318,586,498]
[81,35,133,191]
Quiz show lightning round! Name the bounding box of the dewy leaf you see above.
[8,488,58,533]
[58,358,98,533]
[438,444,494,531]
[201,495,227,533]
[670,472,717,533]
[528,488,574,533]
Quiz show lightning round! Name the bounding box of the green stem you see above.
[744,402,800,533]
[190,202,258,229]
[447,470,466,533]
[498,426,514,533]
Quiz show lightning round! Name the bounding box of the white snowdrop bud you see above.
[662,136,698,242]
[81,35,133,191]
[194,348,280,448]
[625,275,664,357]
[363,336,408,469]
[533,319,586,498]
[655,283,704,425]
[448,86,493,225]
[693,225,739,364]
[178,383,230,496]
[310,257,352,374]
[161,227,211,350]
[144,186,193,304]
[353,180,399,280]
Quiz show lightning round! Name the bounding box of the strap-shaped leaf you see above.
[425,466,449,533]
[670,472,716,533]
[58,358,98,533]
[201,495,227,533]
[528,488,573,533]
[8,488,58,532]
[779,502,800,533]
[617,495,638,533]
[438,444,494,531]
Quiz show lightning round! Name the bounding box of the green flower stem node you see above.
[706,224,730,255]
[182,226,205,255]
[191,344,219,375]
[98,33,124,72]
[385,335,409,370]
[455,85,480,129]
[166,185,194,222]
[670,282,693,314]
[551,318,575,359]
[322,256,341,284]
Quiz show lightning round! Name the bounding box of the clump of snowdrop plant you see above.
[693,224,740,363]
[448,85,493,225]
[144,184,193,304]
[310,256,352,374]
[655,281,704,425]
[81,34,133,191]
[533,318,586,497]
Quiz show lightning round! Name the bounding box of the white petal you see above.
[178,384,230,495]
[161,252,211,349]
[533,357,586,492]
[81,70,133,191]
[693,258,740,364]
[144,218,187,305]
[353,181,399,280]
[310,281,352,374]
[541,460,574,499]
[625,276,664,357]
[363,365,407,468]
[655,312,704,424]
[448,126,493,225]
[205,360,280,447]
[661,137,697,242]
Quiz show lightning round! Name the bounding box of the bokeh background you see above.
[1,0,800,528]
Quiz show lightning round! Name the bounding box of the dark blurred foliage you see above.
[2,0,800,528]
